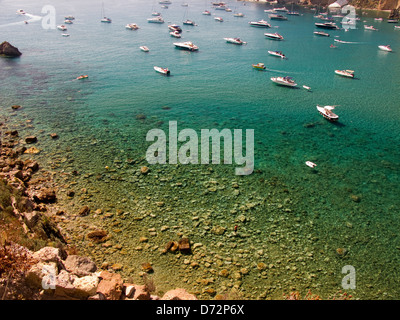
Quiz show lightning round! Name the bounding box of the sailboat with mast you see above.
[100,2,112,23]
[183,6,196,25]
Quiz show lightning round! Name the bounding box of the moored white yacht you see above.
[173,41,199,51]
[214,17,224,22]
[314,31,330,36]
[264,32,284,40]
[170,31,182,38]
[316,105,339,121]
[183,19,196,26]
[233,12,244,17]
[125,23,139,30]
[224,37,246,45]
[140,46,149,52]
[168,24,182,32]
[57,25,67,31]
[64,19,73,24]
[202,10,211,15]
[335,69,354,78]
[249,20,271,27]
[274,7,289,12]
[315,22,339,29]
[271,76,297,87]
[148,16,164,23]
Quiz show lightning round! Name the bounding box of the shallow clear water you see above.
[1,0,400,299]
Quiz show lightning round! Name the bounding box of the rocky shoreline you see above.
[0,108,197,300]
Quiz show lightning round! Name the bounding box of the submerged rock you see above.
[0,41,22,57]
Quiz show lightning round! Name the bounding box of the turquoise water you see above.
[1,0,400,299]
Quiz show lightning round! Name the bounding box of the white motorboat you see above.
[152,12,161,16]
[168,24,182,32]
[62,34,70,37]
[364,25,378,30]
[274,7,289,12]
[57,25,67,31]
[154,66,170,75]
[374,18,383,21]
[64,19,73,24]
[159,0,172,4]
[225,8,232,12]
[378,45,392,52]
[303,85,312,91]
[125,23,139,30]
[316,105,339,121]
[287,11,300,16]
[173,41,199,51]
[268,50,286,58]
[233,13,244,17]
[202,10,211,15]
[214,17,224,22]
[16,9,26,15]
[170,31,182,38]
[249,20,271,27]
[183,19,196,26]
[264,9,276,13]
[264,32,284,40]
[148,16,164,23]
[224,37,246,45]
[335,69,354,78]
[271,76,297,87]
[315,22,339,29]
[64,15,75,20]
[215,5,227,10]
[314,31,330,37]
[101,17,112,23]
[269,14,288,21]
[395,25,400,29]
[140,46,149,52]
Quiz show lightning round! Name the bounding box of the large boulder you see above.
[0,41,22,57]
[63,255,97,277]
[96,271,123,300]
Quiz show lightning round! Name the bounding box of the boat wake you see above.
[334,39,365,44]
[0,12,42,29]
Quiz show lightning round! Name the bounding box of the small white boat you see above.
[314,31,330,37]
[62,34,70,37]
[249,20,271,27]
[170,31,182,38]
[364,25,378,30]
[159,0,172,4]
[168,24,182,32]
[16,9,26,15]
[173,41,199,51]
[64,15,75,20]
[148,16,164,23]
[152,12,161,16]
[154,66,170,75]
[395,25,400,29]
[225,8,232,12]
[202,10,211,15]
[374,18,383,21]
[125,23,139,30]
[264,9,276,13]
[233,13,244,17]
[316,105,339,121]
[224,37,246,45]
[57,25,67,31]
[271,76,297,87]
[305,161,317,168]
[268,50,286,58]
[264,32,284,40]
[274,7,289,12]
[214,17,224,22]
[378,45,392,52]
[64,19,73,24]
[303,85,312,91]
[140,46,149,52]
[183,19,196,25]
[335,69,354,78]
[287,11,300,16]
[101,17,112,23]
